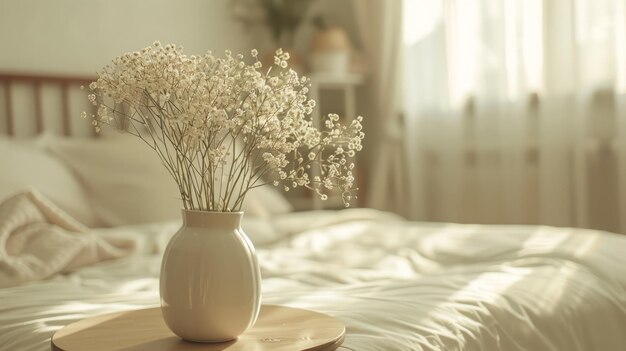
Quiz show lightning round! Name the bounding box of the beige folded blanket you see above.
[0,189,137,288]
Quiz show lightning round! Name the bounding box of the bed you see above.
[1,73,626,351]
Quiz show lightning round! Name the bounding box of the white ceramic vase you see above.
[159,210,262,342]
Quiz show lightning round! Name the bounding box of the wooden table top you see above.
[51,305,345,351]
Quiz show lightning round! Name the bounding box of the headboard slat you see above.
[61,84,70,136]
[34,83,43,133]
[3,82,13,136]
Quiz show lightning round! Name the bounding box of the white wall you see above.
[0,0,247,75]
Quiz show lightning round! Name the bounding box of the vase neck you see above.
[181,210,243,229]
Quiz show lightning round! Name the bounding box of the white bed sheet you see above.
[1,209,626,351]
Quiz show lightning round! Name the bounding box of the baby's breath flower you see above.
[84,42,365,211]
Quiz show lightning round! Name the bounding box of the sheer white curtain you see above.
[353,0,409,215]
[401,0,626,233]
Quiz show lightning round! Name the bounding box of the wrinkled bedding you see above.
[0,190,136,288]
[1,209,626,351]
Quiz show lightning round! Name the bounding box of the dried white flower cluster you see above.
[85,42,364,212]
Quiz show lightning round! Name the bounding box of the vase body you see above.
[160,210,262,342]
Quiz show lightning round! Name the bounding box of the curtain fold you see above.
[353,0,409,215]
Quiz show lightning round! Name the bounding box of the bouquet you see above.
[84,42,363,212]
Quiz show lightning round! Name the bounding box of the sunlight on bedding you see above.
[115,278,157,294]
[573,232,601,257]
[449,269,531,304]
[291,222,369,251]
[520,228,570,254]
[2,210,626,350]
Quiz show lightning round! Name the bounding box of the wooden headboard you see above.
[0,72,97,137]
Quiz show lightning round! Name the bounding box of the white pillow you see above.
[43,134,182,227]
[244,185,294,218]
[43,134,292,226]
[0,136,101,227]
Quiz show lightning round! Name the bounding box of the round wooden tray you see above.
[51,305,345,351]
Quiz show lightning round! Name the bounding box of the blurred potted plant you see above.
[231,0,317,71]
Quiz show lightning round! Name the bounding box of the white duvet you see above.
[1,209,626,351]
